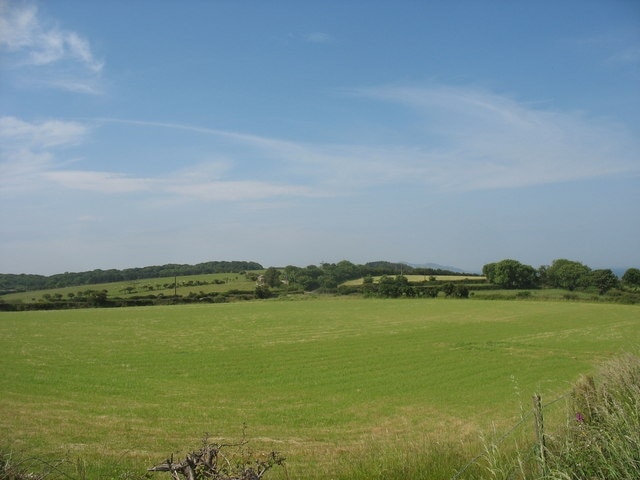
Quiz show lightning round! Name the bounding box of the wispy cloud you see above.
[568,32,640,67]
[305,32,332,43]
[0,115,89,193]
[94,94,640,195]
[166,180,316,202]
[608,45,640,65]
[44,170,155,194]
[0,116,88,148]
[350,84,640,190]
[4,82,637,200]
[0,0,103,93]
[0,116,324,201]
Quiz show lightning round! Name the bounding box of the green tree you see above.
[322,275,339,292]
[263,267,281,288]
[545,259,591,291]
[282,265,302,289]
[622,268,640,289]
[482,262,496,281]
[362,275,376,296]
[333,260,360,282]
[377,275,399,298]
[483,259,537,289]
[586,269,619,294]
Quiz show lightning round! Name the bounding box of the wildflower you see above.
[575,412,585,423]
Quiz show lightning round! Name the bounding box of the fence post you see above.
[532,393,547,476]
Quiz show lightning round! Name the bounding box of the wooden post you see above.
[532,393,547,475]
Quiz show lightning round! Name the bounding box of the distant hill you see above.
[0,260,263,293]
[365,261,473,276]
[406,262,468,274]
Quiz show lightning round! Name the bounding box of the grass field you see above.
[1,298,639,478]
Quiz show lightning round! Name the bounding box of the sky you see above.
[1,0,639,275]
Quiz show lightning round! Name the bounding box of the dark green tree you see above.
[545,259,591,291]
[263,267,281,288]
[333,260,360,283]
[585,269,619,294]
[622,268,640,289]
[362,275,376,296]
[483,259,538,289]
[377,275,400,298]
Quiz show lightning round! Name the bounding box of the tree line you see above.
[483,259,640,294]
[254,261,468,293]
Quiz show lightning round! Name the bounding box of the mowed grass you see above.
[1,298,639,478]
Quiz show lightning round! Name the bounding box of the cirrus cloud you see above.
[0,0,104,93]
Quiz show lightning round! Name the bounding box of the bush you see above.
[254,285,272,299]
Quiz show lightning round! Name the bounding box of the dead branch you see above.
[148,437,284,480]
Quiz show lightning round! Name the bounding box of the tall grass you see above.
[544,353,640,480]
[472,353,640,480]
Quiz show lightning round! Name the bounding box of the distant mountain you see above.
[610,267,633,278]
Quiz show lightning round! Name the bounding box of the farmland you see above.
[0,272,260,304]
[1,298,639,478]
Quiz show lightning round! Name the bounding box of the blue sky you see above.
[1,0,639,275]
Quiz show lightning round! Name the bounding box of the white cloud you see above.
[0,0,103,92]
[0,1,38,50]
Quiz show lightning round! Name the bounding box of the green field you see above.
[1,298,639,478]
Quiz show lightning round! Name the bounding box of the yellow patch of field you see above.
[342,274,485,285]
